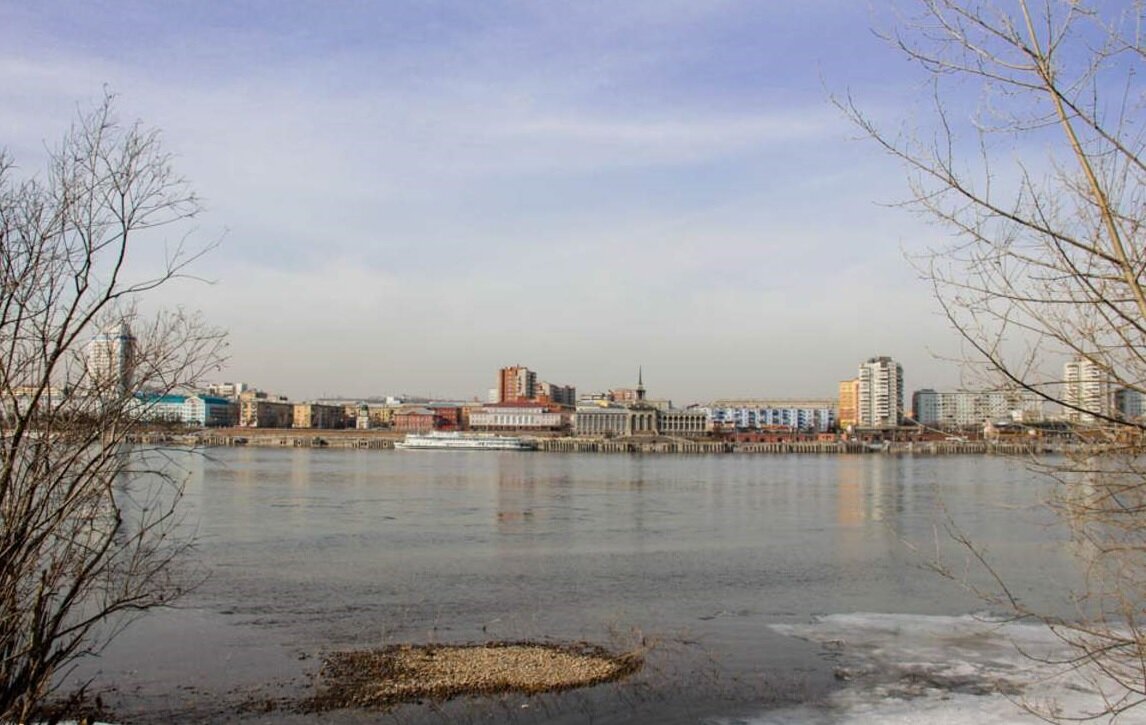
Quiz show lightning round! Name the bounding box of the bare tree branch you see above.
[0,93,225,722]
[848,1,1146,719]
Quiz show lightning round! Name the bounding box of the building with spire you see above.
[574,369,706,437]
[626,366,656,434]
[608,369,666,408]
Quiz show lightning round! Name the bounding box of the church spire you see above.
[637,366,645,402]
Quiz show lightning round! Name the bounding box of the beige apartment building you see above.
[837,379,860,429]
[292,402,347,429]
[238,391,293,428]
[366,404,398,428]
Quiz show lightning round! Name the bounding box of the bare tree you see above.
[0,94,225,721]
[844,0,1146,719]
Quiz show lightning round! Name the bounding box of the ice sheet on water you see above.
[723,613,1146,724]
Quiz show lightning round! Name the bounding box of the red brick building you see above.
[429,404,462,430]
[394,407,435,432]
[498,365,537,403]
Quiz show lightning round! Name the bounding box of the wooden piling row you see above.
[131,431,1053,456]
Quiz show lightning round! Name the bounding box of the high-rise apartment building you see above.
[86,322,136,395]
[837,378,860,429]
[857,356,903,428]
[498,365,537,403]
[1063,357,1111,423]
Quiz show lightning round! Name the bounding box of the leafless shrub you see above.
[844,1,1146,719]
[0,93,225,721]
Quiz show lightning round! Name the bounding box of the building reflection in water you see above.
[492,453,649,552]
[836,456,887,526]
[835,456,915,571]
[837,457,866,527]
[495,454,549,534]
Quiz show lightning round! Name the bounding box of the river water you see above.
[70,448,1115,723]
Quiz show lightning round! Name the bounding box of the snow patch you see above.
[726,613,1145,724]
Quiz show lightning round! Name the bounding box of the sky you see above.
[0,1,985,403]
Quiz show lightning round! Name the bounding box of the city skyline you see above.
[1,3,985,402]
[214,354,947,413]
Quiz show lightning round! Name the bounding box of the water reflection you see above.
[165,448,1080,635]
[496,454,549,533]
[836,456,867,526]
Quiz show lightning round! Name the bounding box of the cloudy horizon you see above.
[1,1,979,404]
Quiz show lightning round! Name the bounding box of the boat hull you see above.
[395,432,536,451]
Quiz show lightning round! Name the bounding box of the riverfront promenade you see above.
[136,428,1052,456]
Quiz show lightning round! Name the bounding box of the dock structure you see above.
[134,431,1052,456]
[167,431,399,449]
[536,437,1044,455]
[537,436,726,454]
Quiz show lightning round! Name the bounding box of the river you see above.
[68,448,1117,723]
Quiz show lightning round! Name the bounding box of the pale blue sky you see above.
[1,1,981,402]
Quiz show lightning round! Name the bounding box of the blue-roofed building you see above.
[136,393,187,423]
[133,393,236,427]
[185,395,236,427]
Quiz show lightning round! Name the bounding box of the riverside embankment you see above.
[136,429,1052,455]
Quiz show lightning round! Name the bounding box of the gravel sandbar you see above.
[303,641,643,711]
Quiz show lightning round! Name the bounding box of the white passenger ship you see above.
[394,431,537,451]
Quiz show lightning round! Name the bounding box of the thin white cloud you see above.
[505,113,833,146]
[0,2,971,401]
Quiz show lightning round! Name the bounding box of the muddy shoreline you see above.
[63,606,840,724]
